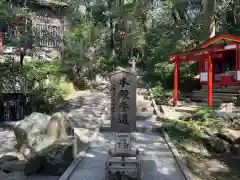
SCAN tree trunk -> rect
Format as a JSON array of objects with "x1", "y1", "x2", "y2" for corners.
[
  {"x1": 203, "y1": 0, "x2": 215, "y2": 39},
  {"x1": 234, "y1": 0, "x2": 240, "y2": 24},
  {"x1": 107, "y1": 0, "x2": 116, "y2": 57}
]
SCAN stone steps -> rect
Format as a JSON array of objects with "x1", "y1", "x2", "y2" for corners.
[
  {"x1": 191, "y1": 93, "x2": 237, "y2": 102},
  {"x1": 189, "y1": 85, "x2": 240, "y2": 104},
  {"x1": 193, "y1": 88, "x2": 240, "y2": 93},
  {"x1": 201, "y1": 85, "x2": 240, "y2": 90},
  {"x1": 191, "y1": 97, "x2": 223, "y2": 106},
  {"x1": 192, "y1": 92, "x2": 239, "y2": 97},
  {"x1": 174, "y1": 106, "x2": 199, "y2": 113}
]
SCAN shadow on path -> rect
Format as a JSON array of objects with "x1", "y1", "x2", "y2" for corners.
[{"x1": 68, "y1": 131, "x2": 186, "y2": 180}]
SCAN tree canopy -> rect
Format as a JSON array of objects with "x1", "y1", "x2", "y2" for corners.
[{"x1": 1, "y1": 0, "x2": 240, "y2": 110}]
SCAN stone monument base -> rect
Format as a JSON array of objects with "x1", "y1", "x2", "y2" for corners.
[{"x1": 105, "y1": 149, "x2": 142, "y2": 180}]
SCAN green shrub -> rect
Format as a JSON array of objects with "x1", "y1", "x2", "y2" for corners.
[
  {"x1": 24, "y1": 61, "x2": 69, "y2": 113},
  {"x1": 151, "y1": 84, "x2": 171, "y2": 99},
  {"x1": 30, "y1": 86, "x2": 65, "y2": 113}
]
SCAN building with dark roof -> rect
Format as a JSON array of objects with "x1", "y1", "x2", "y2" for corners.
[{"x1": 0, "y1": 0, "x2": 69, "y2": 61}]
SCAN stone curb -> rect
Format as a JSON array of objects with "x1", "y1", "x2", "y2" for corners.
[
  {"x1": 59, "y1": 98, "x2": 110, "y2": 180},
  {"x1": 99, "y1": 126, "x2": 162, "y2": 133},
  {"x1": 147, "y1": 86, "x2": 192, "y2": 180}
]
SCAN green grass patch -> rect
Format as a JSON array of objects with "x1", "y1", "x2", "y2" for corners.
[
  {"x1": 196, "y1": 107, "x2": 215, "y2": 114},
  {"x1": 163, "y1": 111, "x2": 223, "y2": 144}
]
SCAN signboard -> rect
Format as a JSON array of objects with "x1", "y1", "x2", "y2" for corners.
[
  {"x1": 115, "y1": 133, "x2": 131, "y2": 154},
  {"x1": 109, "y1": 68, "x2": 136, "y2": 132}
]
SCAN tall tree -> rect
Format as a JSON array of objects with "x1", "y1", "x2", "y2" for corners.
[{"x1": 203, "y1": 0, "x2": 215, "y2": 39}]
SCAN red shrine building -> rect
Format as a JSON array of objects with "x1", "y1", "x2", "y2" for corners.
[{"x1": 168, "y1": 34, "x2": 240, "y2": 106}]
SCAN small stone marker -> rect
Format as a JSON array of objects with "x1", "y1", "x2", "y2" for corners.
[
  {"x1": 129, "y1": 55, "x2": 138, "y2": 73},
  {"x1": 109, "y1": 68, "x2": 137, "y2": 133},
  {"x1": 115, "y1": 133, "x2": 131, "y2": 154}
]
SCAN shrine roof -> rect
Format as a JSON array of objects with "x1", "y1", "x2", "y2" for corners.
[
  {"x1": 168, "y1": 45, "x2": 224, "y2": 58},
  {"x1": 199, "y1": 34, "x2": 240, "y2": 48},
  {"x1": 168, "y1": 34, "x2": 240, "y2": 62}
]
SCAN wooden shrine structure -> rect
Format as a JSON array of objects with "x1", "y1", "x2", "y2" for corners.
[{"x1": 168, "y1": 34, "x2": 240, "y2": 106}]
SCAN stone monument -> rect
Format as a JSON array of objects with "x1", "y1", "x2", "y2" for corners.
[{"x1": 105, "y1": 68, "x2": 142, "y2": 180}]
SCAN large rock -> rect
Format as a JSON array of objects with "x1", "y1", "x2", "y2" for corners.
[
  {"x1": 23, "y1": 152, "x2": 43, "y2": 175},
  {"x1": 212, "y1": 111, "x2": 240, "y2": 127},
  {"x1": 0, "y1": 155, "x2": 18, "y2": 164},
  {"x1": 181, "y1": 112, "x2": 205, "y2": 121},
  {"x1": 14, "y1": 112, "x2": 75, "y2": 160},
  {"x1": 46, "y1": 112, "x2": 75, "y2": 139},
  {"x1": 1, "y1": 160, "x2": 26, "y2": 173},
  {"x1": 0, "y1": 152, "x2": 26, "y2": 162},
  {"x1": 30, "y1": 112, "x2": 75, "y2": 154},
  {"x1": 13, "y1": 112, "x2": 51, "y2": 158},
  {"x1": 217, "y1": 128, "x2": 240, "y2": 144},
  {"x1": 0, "y1": 153, "x2": 26, "y2": 173},
  {"x1": 230, "y1": 144, "x2": 240, "y2": 156},
  {"x1": 235, "y1": 137, "x2": 240, "y2": 144},
  {"x1": 13, "y1": 111, "x2": 78, "y2": 176},
  {"x1": 42, "y1": 136, "x2": 80, "y2": 175},
  {"x1": 1, "y1": 171, "x2": 27, "y2": 180},
  {"x1": 24, "y1": 136, "x2": 81, "y2": 176},
  {"x1": 201, "y1": 134, "x2": 230, "y2": 153}
]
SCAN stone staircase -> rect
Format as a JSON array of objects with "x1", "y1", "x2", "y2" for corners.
[{"x1": 189, "y1": 85, "x2": 240, "y2": 106}]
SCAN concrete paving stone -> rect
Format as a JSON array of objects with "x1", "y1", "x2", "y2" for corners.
[
  {"x1": 66, "y1": 91, "x2": 187, "y2": 180},
  {"x1": 0, "y1": 128, "x2": 16, "y2": 155},
  {"x1": 67, "y1": 130, "x2": 186, "y2": 180},
  {"x1": 28, "y1": 174, "x2": 60, "y2": 180},
  {"x1": 69, "y1": 168, "x2": 105, "y2": 180}
]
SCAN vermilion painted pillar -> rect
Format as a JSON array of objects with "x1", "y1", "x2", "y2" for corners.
[
  {"x1": 208, "y1": 52, "x2": 213, "y2": 106},
  {"x1": 236, "y1": 44, "x2": 240, "y2": 82},
  {"x1": 173, "y1": 57, "x2": 179, "y2": 106}
]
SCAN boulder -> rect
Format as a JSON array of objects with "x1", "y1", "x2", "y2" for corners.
[
  {"x1": 230, "y1": 144, "x2": 240, "y2": 156},
  {"x1": 23, "y1": 152, "x2": 43, "y2": 175},
  {"x1": 0, "y1": 155, "x2": 18, "y2": 164},
  {"x1": 0, "y1": 152, "x2": 26, "y2": 163},
  {"x1": 1, "y1": 171, "x2": 27, "y2": 180},
  {"x1": 217, "y1": 128, "x2": 240, "y2": 144},
  {"x1": 46, "y1": 112, "x2": 75, "y2": 140},
  {"x1": 13, "y1": 112, "x2": 51, "y2": 157},
  {"x1": 28, "y1": 111, "x2": 75, "y2": 153},
  {"x1": 235, "y1": 137, "x2": 240, "y2": 144},
  {"x1": 213, "y1": 112, "x2": 240, "y2": 126},
  {"x1": 1, "y1": 160, "x2": 26, "y2": 173},
  {"x1": 13, "y1": 112, "x2": 75, "y2": 160},
  {"x1": 24, "y1": 136, "x2": 81, "y2": 176},
  {"x1": 42, "y1": 136, "x2": 80, "y2": 175},
  {"x1": 23, "y1": 134, "x2": 63, "y2": 174},
  {"x1": 201, "y1": 134, "x2": 230, "y2": 153},
  {"x1": 12, "y1": 111, "x2": 78, "y2": 176},
  {"x1": 182, "y1": 112, "x2": 205, "y2": 121}
]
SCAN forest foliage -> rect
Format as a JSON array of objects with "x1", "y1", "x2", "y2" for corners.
[{"x1": 1, "y1": 0, "x2": 240, "y2": 111}]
